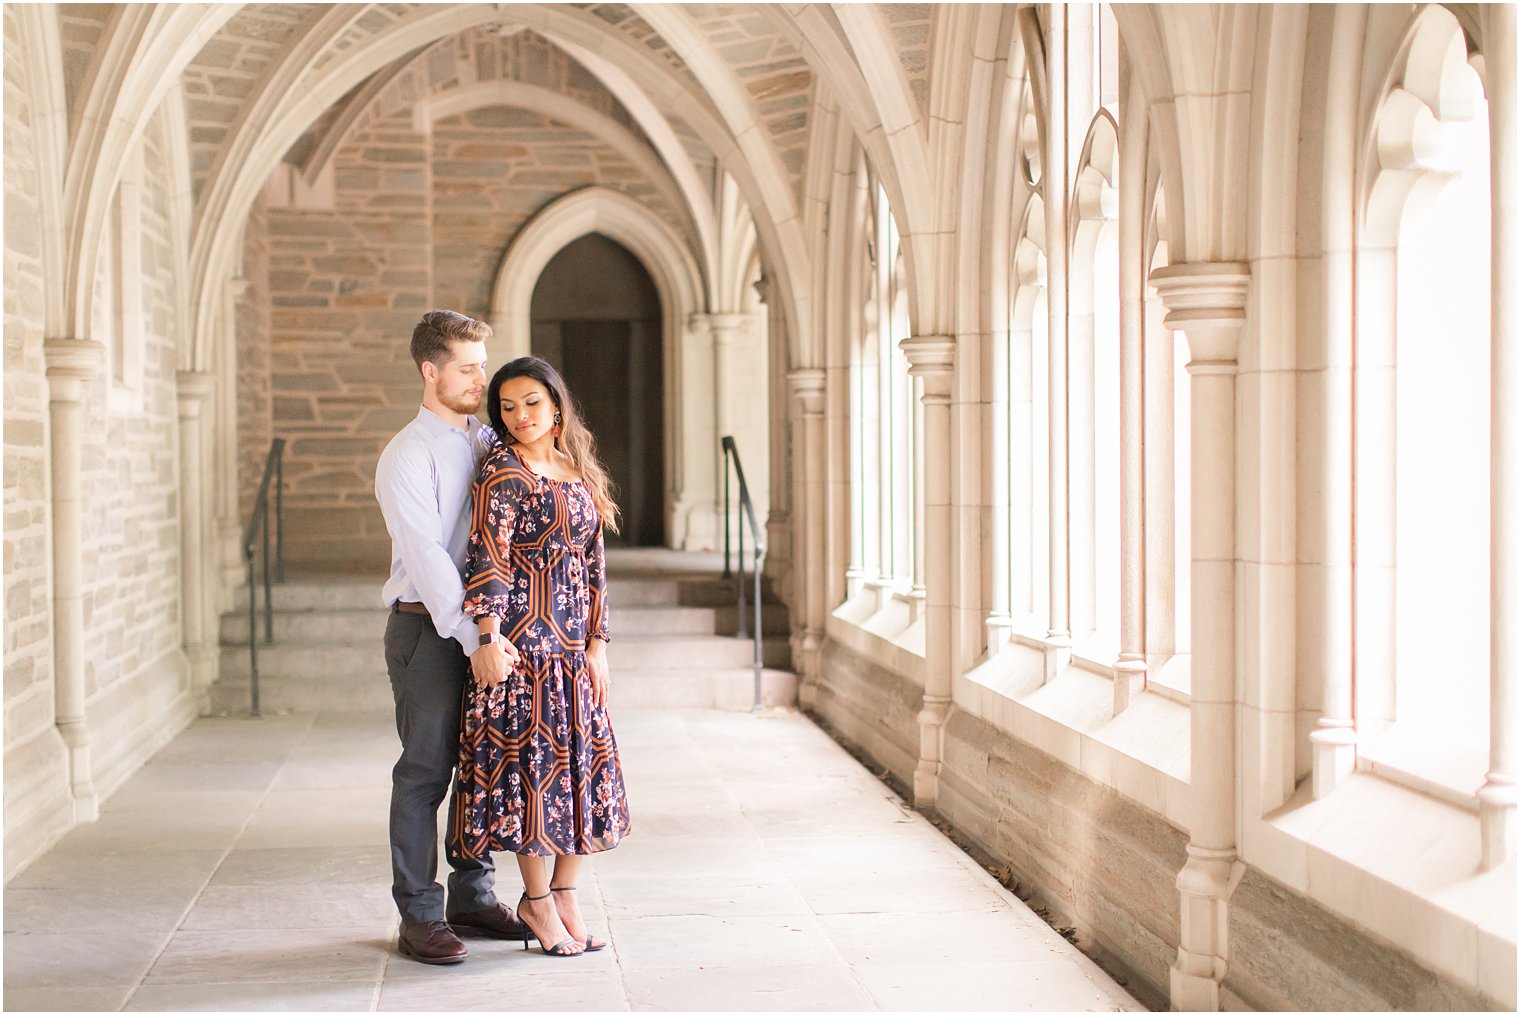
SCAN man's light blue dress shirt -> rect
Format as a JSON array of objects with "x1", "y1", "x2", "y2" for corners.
[{"x1": 375, "y1": 406, "x2": 497, "y2": 656}]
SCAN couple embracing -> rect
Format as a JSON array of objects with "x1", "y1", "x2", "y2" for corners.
[{"x1": 374, "y1": 310, "x2": 631, "y2": 963}]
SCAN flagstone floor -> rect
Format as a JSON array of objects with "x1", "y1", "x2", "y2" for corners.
[{"x1": 4, "y1": 706, "x2": 1143, "y2": 1012}]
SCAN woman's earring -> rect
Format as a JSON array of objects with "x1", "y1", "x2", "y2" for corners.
[{"x1": 553, "y1": 413, "x2": 562, "y2": 438}]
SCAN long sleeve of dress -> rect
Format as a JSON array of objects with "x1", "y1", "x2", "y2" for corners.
[
  {"x1": 586, "y1": 522, "x2": 611, "y2": 642},
  {"x1": 462, "y1": 453, "x2": 532, "y2": 620}
]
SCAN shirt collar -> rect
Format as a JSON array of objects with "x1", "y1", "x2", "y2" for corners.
[{"x1": 416, "y1": 405, "x2": 480, "y2": 437}]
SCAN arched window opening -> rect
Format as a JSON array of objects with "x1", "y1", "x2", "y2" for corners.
[
  {"x1": 1009, "y1": 195, "x2": 1050, "y2": 633},
  {"x1": 1070, "y1": 114, "x2": 1121, "y2": 661},
  {"x1": 1359, "y1": 7, "x2": 1491, "y2": 793},
  {"x1": 1143, "y1": 191, "x2": 1191, "y2": 697},
  {"x1": 850, "y1": 176, "x2": 916, "y2": 592}
]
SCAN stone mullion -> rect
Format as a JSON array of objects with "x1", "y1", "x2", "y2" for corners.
[
  {"x1": 1114, "y1": 51, "x2": 1147, "y2": 714},
  {"x1": 1481, "y1": 0, "x2": 1518, "y2": 871},
  {"x1": 45, "y1": 338, "x2": 106, "y2": 823},
  {"x1": 1044, "y1": 2, "x2": 1072, "y2": 678},
  {"x1": 1307, "y1": 5, "x2": 1364, "y2": 799}
]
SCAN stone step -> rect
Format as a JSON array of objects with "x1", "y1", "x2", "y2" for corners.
[
  {"x1": 206, "y1": 667, "x2": 798, "y2": 716},
  {"x1": 218, "y1": 633, "x2": 791, "y2": 682},
  {"x1": 219, "y1": 603, "x2": 789, "y2": 645},
  {"x1": 225, "y1": 574, "x2": 774, "y2": 613}
]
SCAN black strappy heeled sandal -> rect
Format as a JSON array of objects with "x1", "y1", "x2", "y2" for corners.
[
  {"x1": 517, "y1": 891, "x2": 582, "y2": 957},
  {"x1": 550, "y1": 886, "x2": 608, "y2": 952}
]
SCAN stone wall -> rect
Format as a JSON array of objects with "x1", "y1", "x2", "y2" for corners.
[
  {"x1": 3, "y1": 18, "x2": 194, "y2": 877},
  {"x1": 3, "y1": 5, "x2": 72, "y2": 877},
  {"x1": 77, "y1": 108, "x2": 194, "y2": 796},
  {"x1": 811, "y1": 636, "x2": 1497, "y2": 1012},
  {"x1": 255, "y1": 96, "x2": 683, "y2": 571},
  {"x1": 264, "y1": 109, "x2": 432, "y2": 572}
]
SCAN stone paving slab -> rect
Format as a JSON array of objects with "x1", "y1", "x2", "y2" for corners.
[{"x1": 4, "y1": 708, "x2": 1144, "y2": 1012}]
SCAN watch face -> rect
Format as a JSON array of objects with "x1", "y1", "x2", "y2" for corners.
[{"x1": 479, "y1": 633, "x2": 496, "y2": 646}]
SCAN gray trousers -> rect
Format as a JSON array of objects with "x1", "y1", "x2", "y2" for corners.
[{"x1": 383, "y1": 610, "x2": 496, "y2": 924}]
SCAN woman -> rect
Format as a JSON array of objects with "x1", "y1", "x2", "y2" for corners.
[{"x1": 446, "y1": 355, "x2": 631, "y2": 958}]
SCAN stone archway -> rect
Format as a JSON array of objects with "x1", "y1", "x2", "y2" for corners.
[
  {"x1": 530, "y1": 234, "x2": 666, "y2": 547},
  {"x1": 490, "y1": 186, "x2": 710, "y2": 549}
]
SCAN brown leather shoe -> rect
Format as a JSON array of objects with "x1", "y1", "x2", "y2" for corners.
[
  {"x1": 397, "y1": 920, "x2": 468, "y2": 964},
  {"x1": 447, "y1": 901, "x2": 532, "y2": 940}
]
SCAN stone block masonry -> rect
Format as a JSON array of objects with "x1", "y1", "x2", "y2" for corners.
[{"x1": 253, "y1": 90, "x2": 683, "y2": 571}]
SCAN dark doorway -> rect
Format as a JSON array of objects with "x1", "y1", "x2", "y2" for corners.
[{"x1": 530, "y1": 233, "x2": 664, "y2": 546}]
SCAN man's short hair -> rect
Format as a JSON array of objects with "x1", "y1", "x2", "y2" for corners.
[{"x1": 411, "y1": 310, "x2": 491, "y2": 374}]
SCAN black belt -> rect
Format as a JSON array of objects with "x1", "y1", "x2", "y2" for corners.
[{"x1": 393, "y1": 601, "x2": 429, "y2": 616}]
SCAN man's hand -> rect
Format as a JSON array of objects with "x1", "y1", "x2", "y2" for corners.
[{"x1": 469, "y1": 639, "x2": 518, "y2": 688}]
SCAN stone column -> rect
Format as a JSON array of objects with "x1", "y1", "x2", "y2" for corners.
[
  {"x1": 1307, "y1": 5, "x2": 1365, "y2": 798},
  {"x1": 1151, "y1": 263, "x2": 1250, "y2": 1012},
  {"x1": 217, "y1": 276, "x2": 249, "y2": 610},
  {"x1": 1481, "y1": 0, "x2": 1517, "y2": 871},
  {"x1": 756, "y1": 278, "x2": 792, "y2": 597},
  {"x1": 178, "y1": 371, "x2": 218, "y2": 712},
  {"x1": 704, "y1": 312, "x2": 749, "y2": 443},
  {"x1": 787, "y1": 369, "x2": 827, "y2": 689},
  {"x1": 695, "y1": 312, "x2": 750, "y2": 556},
  {"x1": 986, "y1": 317, "x2": 1013, "y2": 655},
  {"x1": 1114, "y1": 51, "x2": 1147, "y2": 714},
  {"x1": 902, "y1": 335, "x2": 955, "y2": 808},
  {"x1": 45, "y1": 338, "x2": 106, "y2": 822},
  {"x1": 1044, "y1": 3, "x2": 1072, "y2": 679}
]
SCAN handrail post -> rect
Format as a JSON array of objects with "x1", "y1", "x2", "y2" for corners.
[
  {"x1": 752, "y1": 546, "x2": 763, "y2": 711},
  {"x1": 274, "y1": 443, "x2": 286, "y2": 583},
  {"x1": 736, "y1": 505, "x2": 748, "y2": 638},
  {"x1": 246, "y1": 549, "x2": 261, "y2": 719},
  {"x1": 722, "y1": 442, "x2": 732, "y2": 579},
  {"x1": 262, "y1": 507, "x2": 274, "y2": 644}
]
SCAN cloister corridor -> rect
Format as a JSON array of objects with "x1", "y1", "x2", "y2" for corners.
[
  {"x1": 4, "y1": 3, "x2": 1514, "y2": 1011},
  {"x1": 2, "y1": 556, "x2": 1141, "y2": 1013}
]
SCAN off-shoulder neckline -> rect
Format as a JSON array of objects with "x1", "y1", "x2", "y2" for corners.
[{"x1": 502, "y1": 444, "x2": 585, "y2": 485}]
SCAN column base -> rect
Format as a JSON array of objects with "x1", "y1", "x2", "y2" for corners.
[
  {"x1": 1169, "y1": 957, "x2": 1222, "y2": 1013},
  {"x1": 1309, "y1": 722, "x2": 1357, "y2": 799},
  {"x1": 1478, "y1": 774, "x2": 1517, "y2": 870},
  {"x1": 1043, "y1": 632, "x2": 1072, "y2": 684},
  {"x1": 1170, "y1": 846, "x2": 1241, "y2": 1012},
  {"x1": 1113, "y1": 654, "x2": 1146, "y2": 714},
  {"x1": 57, "y1": 721, "x2": 99, "y2": 823},
  {"x1": 913, "y1": 694, "x2": 952, "y2": 809},
  {"x1": 984, "y1": 614, "x2": 1014, "y2": 658}
]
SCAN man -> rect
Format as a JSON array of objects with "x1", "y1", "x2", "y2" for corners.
[{"x1": 374, "y1": 309, "x2": 526, "y2": 964}]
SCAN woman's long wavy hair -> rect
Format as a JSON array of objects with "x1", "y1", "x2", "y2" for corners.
[{"x1": 486, "y1": 356, "x2": 620, "y2": 534}]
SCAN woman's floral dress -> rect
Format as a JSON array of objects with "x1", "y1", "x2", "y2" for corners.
[{"x1": 446, "y1": 444, "x2": 630, "y2": 858}]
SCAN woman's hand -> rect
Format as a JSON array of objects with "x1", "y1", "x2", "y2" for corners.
[{"x1": 586, "y1": 639, "x2": 610, "y2": 709}]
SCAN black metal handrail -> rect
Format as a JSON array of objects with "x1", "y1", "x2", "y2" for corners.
[
  {"x1": 241, "y1": 438, "x2": 287, "y2": 718},
  {"x1": 720, "y1": 435, "x2": 765, "y2": 711}
]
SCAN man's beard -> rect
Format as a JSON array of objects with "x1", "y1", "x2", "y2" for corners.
[{"x1": 439, "y1": 387, "x2": 482, "y2": 415}]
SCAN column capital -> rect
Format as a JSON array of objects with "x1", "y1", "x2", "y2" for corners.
[
  {"x1": 690, "y1": 311, "x2": 750, "y2": 332},
  {"x1": 786, "y1": 368, "x2": 825, "y2": 415},
  {"x1": 45, "y1": 339, "x2": 105, "y2": 403},
  {"x1": 44, "y1": 338, "x2": 105, "y2": 380},
  {"x1": 1149, "y1": 262, "x2": 1250, "y2": 364},
  {"x1": 176, "y1": 370, "x2": 216, "y2": 419},
  {"x1": 900, "y1": 335, "x2": 955, "y2": 397}
]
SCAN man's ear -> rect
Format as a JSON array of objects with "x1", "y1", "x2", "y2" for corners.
[{"x1": 420, "y1": 359, "x2": 438, "y2": 386}]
